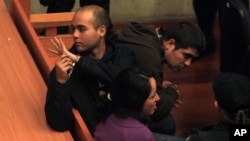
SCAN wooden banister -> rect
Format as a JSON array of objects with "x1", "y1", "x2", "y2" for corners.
[
  {"x1": 10, "y1": 1, "x2": 92, "y2": 140},
  {"x1": 30, "y1": 12, "x2": 74, "y2": 36},
  {"x1": 10, "y1": 0, "x2": 54, "y2": 82},
  {"x1": 30, "y1": 12, "x2": 74, "y2": 28},
  {"x1": 0, "y1": 0, "x2": 73, "y2": 139},
  {"x1": 17, "y1": 0, "x2": 30, "y2": 17},
  {"x1": 72, "y1": 108, "x2": 93, "y2": 141}
]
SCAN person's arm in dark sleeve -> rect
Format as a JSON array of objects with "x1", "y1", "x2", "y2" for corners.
[
  {"x1": 44, "y1": 69, "x2": 74, "y2": 131},
  {"x1": 76, "y1": 47, "x2": 136, "y2": 84}
]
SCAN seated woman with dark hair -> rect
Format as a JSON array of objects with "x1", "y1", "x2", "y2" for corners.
[
  {"x1": 93, "y1": 67, "x2": 184, "y2": 141},
  {"x1": 93, "y1": 67, "x2": 159, "y2": 141}
]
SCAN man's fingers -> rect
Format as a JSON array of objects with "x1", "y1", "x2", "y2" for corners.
[
  {"x1": 48, "y1": 48, "x2": 61, "y2": 55},
  {"x1": 50, "y1": 37, "x2": 64, "y2": 55}
]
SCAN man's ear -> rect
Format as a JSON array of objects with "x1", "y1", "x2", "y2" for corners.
[
  {"x1": 98, "y1": 25, "x2": 106, "y2": 37},
  {"x1": 163, "y1": 39, "x2": 175, "y2": 50},
  {"x1": 214, "y1": 101, "x2": 219, "y2": 109},
  {"x1": 214, "y1": 101, "x2": 228, "y2": 120},
  {"x1": 215, "y1": 101, "x2": 224, "y2": 113}
]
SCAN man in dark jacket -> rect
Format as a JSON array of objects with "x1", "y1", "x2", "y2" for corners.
[
  {"x1": 115, "y1": 22, "x2": 206, "y2": 135},
  {"x1": 44, "y1": 5, "x2": 135, "y2": 137},
  {"x1": 185, "y1": 72, "x2": 250, "y2": 141}
]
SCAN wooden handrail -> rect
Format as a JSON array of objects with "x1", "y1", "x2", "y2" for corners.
[
  {"x1": 10, "y1": 1, "x2": 93, "y2": 140},
  {"x1": 0, "y1": 0, "x2": 73, "y2": 139},
  {"x1": 72, "y1": 108, "x2": 93, "y2": 141},
  {"x1": 30, "y1": 12, "x2": 74, "y2": 36},
  {"x1": 10, "y1": 0, "x2": 54, "y2": 82},
  {"x1": 30, "y1": 12, "x2": 74, "y2": 28}
]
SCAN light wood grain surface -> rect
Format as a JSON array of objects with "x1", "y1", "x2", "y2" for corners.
[{"x1": 0, "y1": 1, "x2": 73, "y2": 140}]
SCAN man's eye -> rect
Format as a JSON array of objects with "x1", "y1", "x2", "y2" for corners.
[
  {"x1": 78, "y1": 27, "x2": 86, "y2": 32},
  {"x1": 184, "y1": 54, "x2": 193, "y2": 59}
]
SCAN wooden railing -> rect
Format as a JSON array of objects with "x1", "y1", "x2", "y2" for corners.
[
  {"x1": 9, "y1": 0, "x2": 93, "y2": 141},
  {"x1": 0, "y1": 0, "x2": 73, "y2": 140},
  {"x1": 30, "y1": 12, "x2": 74, "y2": 50},
  {"x1": 10, "y1": 0, "x2": 54, "y2": 81}
]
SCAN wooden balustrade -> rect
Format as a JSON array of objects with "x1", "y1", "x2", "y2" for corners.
[
  {"x1": 0, "y1": 0, "x2": 73, "y2": 140},
  {"x1": 9, "y1": 0, "x2": 93, "y2": 140}
]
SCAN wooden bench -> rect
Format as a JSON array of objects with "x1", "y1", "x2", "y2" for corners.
[{"x1": 9, "y1": 0, "x2": 93, "y2": 141}]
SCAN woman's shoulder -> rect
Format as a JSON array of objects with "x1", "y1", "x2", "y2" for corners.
[{"x1": 109, "y1": 114, "x2": 145, "y2": 128}]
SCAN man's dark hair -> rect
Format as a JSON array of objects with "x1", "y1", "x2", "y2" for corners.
[
  {"x1": 76, "y1": 5, "x2": 114, "y2": 40},
  {"x1": 162, "y1": 21, "x2": 206, "y2": 53}
]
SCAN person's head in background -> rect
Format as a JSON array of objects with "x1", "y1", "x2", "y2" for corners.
[
  {"x1": 70, "y1": 5, "x2": 113, "y2": 57},
  {"x1": 95, "y1": 67, "x2": 160, "y2": 124},
  {"x1": 213, "y1": 73, "x2": 250, "y2": 125},
  {"x1": 159, "y1": 21, "x2": 206, "y2": 72}
]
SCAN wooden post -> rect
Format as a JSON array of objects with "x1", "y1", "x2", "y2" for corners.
[{"x1": 18, "y1": 0, "x2": 30, "y2": 18}]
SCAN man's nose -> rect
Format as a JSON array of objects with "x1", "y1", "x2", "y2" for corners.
[
  {"x1": 155, "y1": 93, "x2": 160, "y2": 101},
  {"x1": 72, "y1": 30, "x2": 79, "y2": 38}
]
